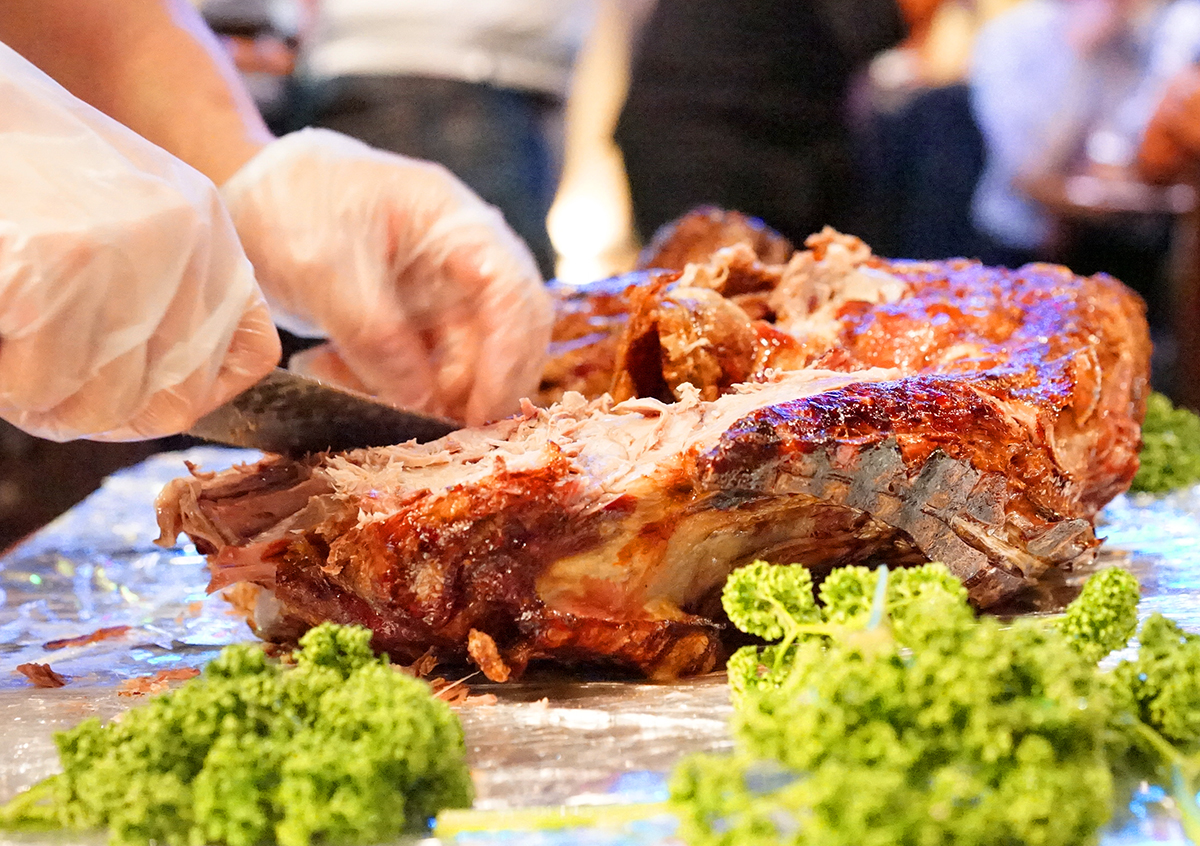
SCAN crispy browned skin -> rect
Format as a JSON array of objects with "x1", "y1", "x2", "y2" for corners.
[
  {"x1": 158, "y1": 219, "x2": 1150, "y2": 682},
  {"x1": 826, "y1": 259, "x2": 1147, "y2": 517},
  {"x1": 537, "y1": 270, "x2": 676, "y2": 407},
  {"x1": 538, "y1": 209, "x2": 793, "y2": 407},
  {"x1": 556, "y1": 231, "x2": 1148, "y2": 521},
  {"x1": 637, "y1": 206, "x2": 794, "y2": 271}
]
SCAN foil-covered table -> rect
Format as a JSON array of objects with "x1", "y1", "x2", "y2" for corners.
[{"x1": 1, "y1": 447, "x2": 1198, "y2": 845}]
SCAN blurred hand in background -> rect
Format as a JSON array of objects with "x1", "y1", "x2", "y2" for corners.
[{"x1": 1140, "y1": 62, "x2": 1200, "y2": 182}]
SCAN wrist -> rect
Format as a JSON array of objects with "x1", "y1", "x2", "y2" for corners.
[{"x1": 198, "y1": 132, "x2": 273, "y2": 186}]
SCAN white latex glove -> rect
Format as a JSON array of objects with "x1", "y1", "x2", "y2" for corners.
[
  {"x1": 0, "y1": 43, "x2": 280, "y2": 442},
  {"x1": 220, "y1": 128, "x2": 553, "y2": 426}
]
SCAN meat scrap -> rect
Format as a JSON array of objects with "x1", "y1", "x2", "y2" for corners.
[
  {"x1": 118, "y1": 667, "x2": 201, "y2": 697},
  {"x1": 405, "y1": 649, "x2": 439, "y2": 679},
  {"x1": 637, "y1": 206, "x2": 794, "y2": 271},
  {"x1": 467, "y1": 629, "x2": 511, "y2": 683},
  {"x1": 43, "y1": 625, "x2": 131, "y2": 651},
  {"x1": 429, "y1": 674, "x2": 497, "y2": 707},
  {"x1": 155, "y1": 215, "x2": 1150, "y2": 682},
  {"x1": 16, "y1": 662, "x2": 67, "y2": 688}
]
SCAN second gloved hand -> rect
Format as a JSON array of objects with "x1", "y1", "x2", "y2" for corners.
[{"x1": 220, "y1": 128, "x2": 554, "y2": 426}]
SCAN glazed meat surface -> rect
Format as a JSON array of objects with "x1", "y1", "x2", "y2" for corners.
[
  {"x1": 636, "y1": 206, "x2": 795, "y2": 271},
  {"x1": 157, "y1": 220, "x2": 1150, "y2": 681}
]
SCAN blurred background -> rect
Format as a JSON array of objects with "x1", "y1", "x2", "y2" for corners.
[{"x1": 4, "y1": 0, "x2": 1200, "y2": 549}]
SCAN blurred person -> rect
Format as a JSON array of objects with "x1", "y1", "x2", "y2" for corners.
[
  {"x1": 969, "y1": 0, "x2": 1200, "y2": 402},
  {"x1": 851, "y1": 0, "x2": 990, "y2": 260},
  {"x1": 1140, "y1": 61, "x2": 1200, "y2": 179},
  {"x1": 1139, "y1": 63, "x2": 1200, "y2": 409},
  {"x1": 614, "y1": 0, "x2": 907, "y2": 247},
  {"x1": 867, "y1": 0, "x2": 978, "y2": 94},
  {"x1": 968, "y1": 0, "x2": 1200, "y2": 266},
  {"x1": 296, "y1": 0, "x2": 596, "y2": 277}
]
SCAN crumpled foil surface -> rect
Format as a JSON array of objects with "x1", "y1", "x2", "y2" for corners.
[{"x1": 1, "y1": 446, "x2": 1198, "y2": 846}]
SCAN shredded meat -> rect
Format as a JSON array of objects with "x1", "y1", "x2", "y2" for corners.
[
  {"x1": 118, "y1": 668, "x2": 201, "y2": 697},
  {"x1": 16, "y1": 662, "x2": 67, "y2": 688},
  {"x1": 43, "y1": 625, "x2": 132, "y2": 651},
  {"x1": 156, "y1": 214, "x2": 1150, "y2": 681},
  {"x1": 467, "y1": 629, "x2": 511, "y2": 682}
]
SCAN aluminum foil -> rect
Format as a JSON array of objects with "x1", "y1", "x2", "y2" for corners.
[{"x1": 1, "y1": 446, "x2": 1198, "y2": 846}]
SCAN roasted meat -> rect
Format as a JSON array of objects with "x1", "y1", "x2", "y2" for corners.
[
  {"x1": 537, "y1": 208, "x2": 792, "y2": 407},
  {"x1": 157, "y1": 220, "x2": 1150, "y2": 682},
  {"x1": 636, "y1": 206, "x2": 795, "y2": 271}
]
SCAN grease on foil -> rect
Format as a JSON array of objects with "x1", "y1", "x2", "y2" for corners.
[{"x1": 0, "y1": 447, "x2": 1197, "y2": 845}]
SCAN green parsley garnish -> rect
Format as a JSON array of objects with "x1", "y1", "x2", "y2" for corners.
[
  {"x1": 1133, "y1": 392, "x2": 1200, "y2": 493},
  {"x1": 0, "y1": 623, "x2": 473, "y2": 846},
  {"x1": 669, "y1": 561, "x2": 1200, "y2": 846}
]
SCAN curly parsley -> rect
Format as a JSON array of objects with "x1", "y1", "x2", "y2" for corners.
[
  {"x1": 1133, "y1": 392, "x2": 1200, "y2": 493},
  {"x1": 0, "y1": 623, "x2": 473, "y2": 846},
  {"x1": 671, "y1": 562, "x2": 1200, "y2": 846}
]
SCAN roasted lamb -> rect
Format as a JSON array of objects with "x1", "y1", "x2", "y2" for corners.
[{"x1": 156, "y1": 214, "x2": 1150, "y2": 681}]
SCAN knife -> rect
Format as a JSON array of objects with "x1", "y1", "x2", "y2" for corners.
[{"x1": 186, "y1": 368, "x2": 460, "y2": 456}]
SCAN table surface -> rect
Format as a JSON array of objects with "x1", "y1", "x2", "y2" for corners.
[
  {"x1": 1, "y1": 447, "x2": 1198, "y2": 845},
  {"x1": 1020, "y1": 171, "x2": 1197, "y2": 219}
]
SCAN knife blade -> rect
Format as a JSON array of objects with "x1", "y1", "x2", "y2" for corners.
[{"x1": 186, "y1": 368, "x2": 460, "y2": 456}]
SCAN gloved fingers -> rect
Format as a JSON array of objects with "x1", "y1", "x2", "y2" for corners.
[
  {"x1": 327, "y1": 315, "x2": 442, "y2": 415},
  {"x1": 0, "y1": 45, "x2": 283, "y2": 442},
  {"x1": 465, "y1": 289, "x2": 555, "y2": 426},
  {"x1": 190, "y1": 294, "x2": 282, "y2": 418},
  {"x1": 287, "y1": 343, "x2": 372, "y2": 395},
  {"x1": 219, "y1": 129, "x2": 399, "y2": 338},
  {"x1": 425, "y1": 316, "x2": 481, "y2": 423},
  {"x1": 17, "y1": 295, "x2": 280, "y2": 443},
  {"x1": 0, "y1": 188, "x2": 280, "y2": 442},
  {"x1": 130, "y1": 294, "x2": 280, "y2": 440},
  {"x1": 387, "y1": 202, "x2": 550, "y2": 424},
  {"x1": 294, "y1": 275, "x2": 475, "y2": 422},
  {"x1": 220, "y1": 128, "x2": 553, "y2": 424},
  {"x1": 424, "y1": 246, "x2": 553, "y2": 426},
  {"x1": 394, "y1": 179, "x2": 541, "y2": 316}
]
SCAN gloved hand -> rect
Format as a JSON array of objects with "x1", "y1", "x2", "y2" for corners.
[
  {"x1": 1141, "y1": 64, "x2": 1200, "y2": 182},
  {"x1": 220, "y1": 128, "x2": 553, "y2": 426},
  {"x1": 0, "y1": 44, "x2": 280, "y2": 442}
]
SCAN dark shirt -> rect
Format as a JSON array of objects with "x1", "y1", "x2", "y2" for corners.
[{"x1": 616, "y1": 0, "x2": 905, "y2": 243}]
